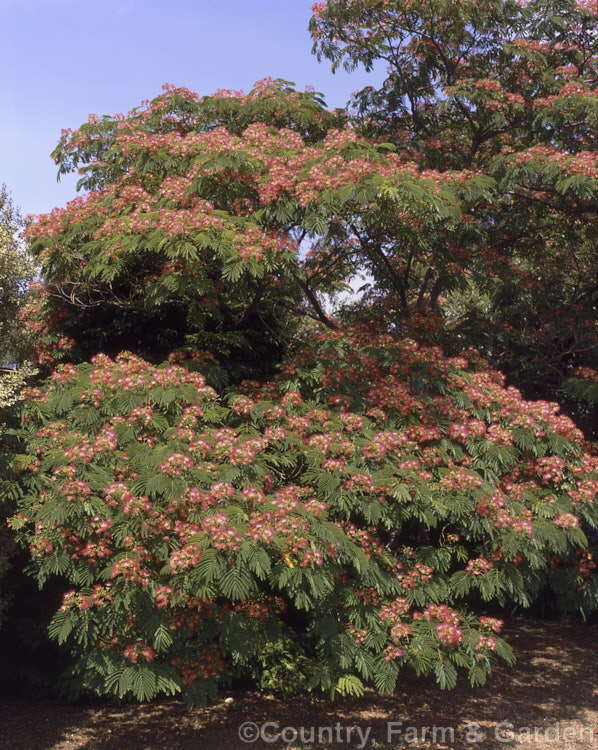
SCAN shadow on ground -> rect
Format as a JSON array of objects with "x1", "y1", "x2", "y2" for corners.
[{"x1": 0, "y1": 618, "x2": 596, "y2": 750}]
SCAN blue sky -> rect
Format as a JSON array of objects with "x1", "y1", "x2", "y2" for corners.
[{"x1": 1, "y1": 0, "x2": 383, "y2": 219}]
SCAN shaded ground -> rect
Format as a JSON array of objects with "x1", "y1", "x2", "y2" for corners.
[{"x1": 0, "y1": 618, "x2": 596, "y2": 750}]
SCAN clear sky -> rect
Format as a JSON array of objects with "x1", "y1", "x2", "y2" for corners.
[{"x1": 1, "y1": 0, "x2": 383, "y2": 219}]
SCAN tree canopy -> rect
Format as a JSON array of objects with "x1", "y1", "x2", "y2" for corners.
[{"x1": 4, "y1": 0, "x2": 598, "y2": 706}]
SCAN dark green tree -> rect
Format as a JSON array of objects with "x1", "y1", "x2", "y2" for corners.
[{"x1": 310, "y1": 0, "x2": 598, "y2": 435}]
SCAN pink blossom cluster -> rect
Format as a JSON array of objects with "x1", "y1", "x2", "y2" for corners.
[{"x1": 465, "y1": 557, "x2": 493, "y2": 575}]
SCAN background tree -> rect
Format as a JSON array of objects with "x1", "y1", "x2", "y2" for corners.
[
  {"x1": 0, "y1": 185, "x2": 33, "y2": 366},
  {"x1": 310, "y1": 0, "x2": 598, "y2": 436},
  {"x1": 0, "y1": 184, "x2": 35, "y2": 629}
]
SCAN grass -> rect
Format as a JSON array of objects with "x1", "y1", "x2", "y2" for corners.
[{"x1": 0, "y1": 617, "x2": 596, "y2": 750}]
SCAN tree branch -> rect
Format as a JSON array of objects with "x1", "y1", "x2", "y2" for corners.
[{"x1": 296, "y1": 276, "x2": 337, "y2": 329}]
